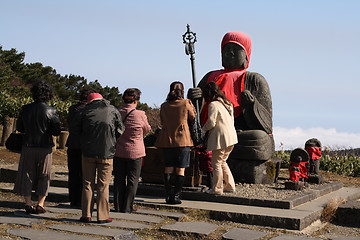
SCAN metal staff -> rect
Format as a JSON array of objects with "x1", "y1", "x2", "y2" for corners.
[
  {"x1": 182, "y1": 24, "x2": 197, "y2": 89},
  {"x1": 183, "y1": 26, "x2": 201, "y2": 139},
  {"x1": 183, "y1": 24, "x2": 200, "y2": 126},
  {"x1": 183, "y1": 24, "x2": 201, "y2": 186}
]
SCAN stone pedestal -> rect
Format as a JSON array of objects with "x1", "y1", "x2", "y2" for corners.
[
  {"x1": 227, "y1": 157, "x2": 281, "y2": 184},
  {"x1": 307, "y1": 174, "x2": 324, "y2": 184},
  {"x1": 226, "y1": 130, "x2": 277, "y2": 184},
  {"x1": 141, "y1": 147, "x2": 201, "y2": 187},
  {"x1": 285, "y1": 181, "x2": 307, "y2": 190},
  {"x1": 58, "y1": 131, "x2": 69, "y2": 149}
]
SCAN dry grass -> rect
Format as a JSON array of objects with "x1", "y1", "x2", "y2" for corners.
[{"x1": 321, "y1": 197, "x2": 346, "y2": 222}]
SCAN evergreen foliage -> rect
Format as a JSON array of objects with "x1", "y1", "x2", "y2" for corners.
[
  {"x1": 276, "y1": 149, "x2": 360, "y2": 177},
  {"x1": 0, "y1": 45, "x2": 157, "y2": 129}
]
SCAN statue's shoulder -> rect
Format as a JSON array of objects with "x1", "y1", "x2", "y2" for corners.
[
  {"x1": 198, "y1": 72, "x2": 212, "y2": 89},
  {"x1": 245, "y1": 71, "x2": 266, "y2": 82},
  {"x1": 244, "y1": 71, "x2": 269, "y2": 88}
]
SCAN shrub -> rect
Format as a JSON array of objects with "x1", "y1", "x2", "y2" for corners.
[
  {"x1": 275, "y1": 149, "x2": 360, "y2": 177},
  {"x1": 274, "y1": 150, "x2": 291, "y2": 168},
  {"x1": 320, "y1": 153, "x2": 360, "y2": 177}
]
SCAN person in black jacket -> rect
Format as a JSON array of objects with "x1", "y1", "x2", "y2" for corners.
[
  {"x1": 71, "y1": 92, "x2": 125, "y2": 224},
  {"x1": 13, "y1": 80, "x2": 61, "y2": 214},
  {"x1": 65, "y1": 88, "x2": 94, "y2": 208}
]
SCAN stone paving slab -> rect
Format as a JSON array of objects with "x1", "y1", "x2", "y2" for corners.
[
  {"x1": 60, "y1": 216, "x2": 151, "y2": 230},
  {"x1": 222, "y1": 228, "x2": 269, "y2": 240},
  {"x1": 160, "y1": 221, "x2": 218, "y2": 236},
  {"x1": 51, "y1": 203, "x2": 185, "y2": 221},
  {"x1": 7, "y1": 228, "x2": 103, "y2": 240},
  {"x1": 135, "y1": 208, "x2": 185, "y2": 220},
  {"x1": 0, "y1": 215, "x2": 43, "y2": 226},
  {"x1": 270, "y1": 234, "x2": 322, "y2": 240},
  {"x1": 326, "y1": 236, "x2": 360, "y2": 240},
  {"x1": 14, "y1": 210, "x2": 62, "y2": 219},
  {"x1": 53, "y1": 207, "x2": 164, "y2": 223},
  {"x1": 49, "y1": 224, "x2": 143, "y2": 239},
  {"x1": 109, "y1": 211, "x2": 163, "y2": 223},
  {"x1": 46, "y1": 205, "x2": 82, "y2": 215}
]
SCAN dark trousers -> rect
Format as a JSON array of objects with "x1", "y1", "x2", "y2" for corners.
[
  {"x1": 113, "y1": 157, "x2": 142, "y2": 213},
  {"x1": 67, "y1": 148, "x2": 82, "y2": 206}
]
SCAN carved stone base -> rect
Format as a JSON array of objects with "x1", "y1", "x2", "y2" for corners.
[
  {"x1": 307, "y1": 174, "x2": 324, "y2": 184},
  {"x1": 227, "y1": 157, "x2": 281, "y2": 184},
  {"x1": 285, "y1": 181, "x2": 308, "y2": 190},
  {"x1": 141, "y1": 147, "x2": 201, "y2": 187}
]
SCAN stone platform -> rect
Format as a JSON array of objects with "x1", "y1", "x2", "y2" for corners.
[{"x1": 1, "y1": 165, "x2": 360, "y2": 239}]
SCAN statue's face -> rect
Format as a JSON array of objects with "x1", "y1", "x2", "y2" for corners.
[{"x1": 222, "y1": 43, "x2": 247, "y2": 69}]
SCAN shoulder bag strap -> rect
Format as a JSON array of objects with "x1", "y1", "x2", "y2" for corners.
[{"x1": 122, "y1": 109, "x2": 135, "y2": 123}]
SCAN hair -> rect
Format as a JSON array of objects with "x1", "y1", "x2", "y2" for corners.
[
  {"x1": 79, "y1": 87, "x2": 95, "y2": 102},
  {"x1": 31, "y1": 80, "x2": 54, "y2": 102},
  {"x1": 166, "y1": 81, "x2": 184, "y2": 102},
  {"x1": 123, "y1": 88, "x2": 141, "y2": 104},
  {"x1": 202, "y1": 81, "x2": 231, "y2": 105}
]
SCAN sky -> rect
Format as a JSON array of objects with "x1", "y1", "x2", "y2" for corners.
[{"x1": 1, "y1": 0, "x2": 360, "y2": 150}]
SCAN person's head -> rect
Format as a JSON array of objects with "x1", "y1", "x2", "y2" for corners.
[
  {"x1": 203, "y1": 81, "x2": 231, "y2": 105},
  {"x1": 79, "y1": 87, "x2": 95, "y2": 103},
  {"x1": 86, "y1": 92, "x2": 103, "y2": 104},
  {"x1": 123, "y1": 88, "x2": 141, "y2": 104},
  {"x1": 221, "y1": 32, "x2": 252, "y2": 70},
  {"x1": 31, "y1": 80, "x2": 54, "y2": 102},
  {"x1": 166, "y1": 81, "x2": 184, "y2": 102}
]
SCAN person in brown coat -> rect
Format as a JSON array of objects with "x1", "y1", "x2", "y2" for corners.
[{"x1": 155, "y1": 81, "x2": 196, "y2": 204}]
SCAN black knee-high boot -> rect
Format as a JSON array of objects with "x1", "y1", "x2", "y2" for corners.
[
  {"x1": 164, "y1": 173, "x2": 172, "y2": 204},
  {"x1": 172, "y1": 175, "x2": 185, "y2": 204}
]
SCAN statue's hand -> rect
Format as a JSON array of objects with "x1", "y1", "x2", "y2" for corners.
[
  {"x1": 241, "y1": 90, "x2": 255, "y2": 105},
  {"x1": 187, "y1": 87, "x2": 202, "y2": 100}
]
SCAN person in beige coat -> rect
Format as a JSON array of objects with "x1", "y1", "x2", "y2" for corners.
[
  {"x1": 201, "y1": 81, "x2": 237, "y2": 194},
  {"x1": 155, "y1": 81, "x2": 196, "y2": 204}
]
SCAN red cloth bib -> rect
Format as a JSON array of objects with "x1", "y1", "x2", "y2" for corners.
[
  {"x1": 200, "y1": 69, "x2": 246, "y2": 126},
  {"x1": 305, "y1": 146, "x2": 322, "y2": 160}
]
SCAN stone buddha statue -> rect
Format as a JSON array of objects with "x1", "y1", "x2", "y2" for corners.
[{"x1": 188, "y1": 32, "x2": 275, "y2": 183}]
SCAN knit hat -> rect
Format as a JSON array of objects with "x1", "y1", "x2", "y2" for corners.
[
  {"x1": 221, "y1": 32, "x2": 252, "y2": 68},
  {"x1": 87, "y1": 93, "x2": 103, "y2": 103}
]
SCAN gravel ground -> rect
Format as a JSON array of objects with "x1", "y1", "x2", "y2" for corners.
[{"x1": 231, "y1": 180, "x2": 308, "y2": 200}]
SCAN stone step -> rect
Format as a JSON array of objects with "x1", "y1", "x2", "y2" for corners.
[
  {"x1": 335, "y1": 199, "x2": 360, "y2": 227},
  {"x1": 2, "y1": 212, "x2": 359, "y2": 240},
  {"x1": 135, "y1": 186, "x2": 360, "y2": 231},
  {"x1": 137, "y1": 181, "x2": 344, "y2": 209},
  {"x1": 2, "y1": 166, "x2": 360, "y2": 232},
  {"x1": 0, "y1": 166, "x2": 346, "y2": 210}
]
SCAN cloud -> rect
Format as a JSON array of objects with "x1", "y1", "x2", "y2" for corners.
[{"x1": 273, "y1": 127, "x2": 360, "y2": 151}]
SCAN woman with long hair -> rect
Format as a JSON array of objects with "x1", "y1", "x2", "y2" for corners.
[
  {"x1": 202, "y1": 81, "x2": 237, "y2": 194},
  {"x1": 155, "y1": 81, "x2": 196, "y2": 204}
]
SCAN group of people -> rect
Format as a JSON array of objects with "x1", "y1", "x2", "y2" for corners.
[
  {"x1": 66, "y1": 87, "x2": 151, "y2": 223},
  {"x1": 13, "y1": 31, "x2": 271, "y2": 224}
]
